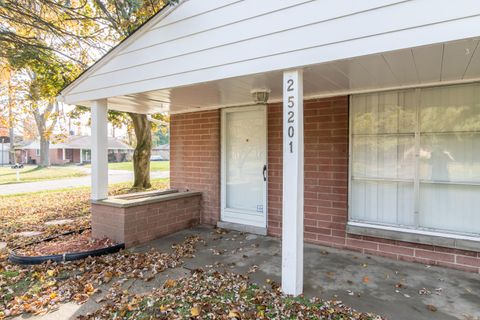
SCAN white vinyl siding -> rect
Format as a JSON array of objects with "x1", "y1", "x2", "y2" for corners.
[
  {"x1": 62, "y1": 0, "x2": 480, "y2": 104},
  {"x1": 350, "y1": 83, "x2": 480, "y2": 237}
]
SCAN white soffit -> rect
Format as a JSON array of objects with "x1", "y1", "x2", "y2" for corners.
[{"x1": 103, "y1": 38, "x2": 480, "y2": 114}]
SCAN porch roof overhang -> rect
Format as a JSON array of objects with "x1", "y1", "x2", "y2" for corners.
[
  {"x1": 62, "y1": 37, "x2": 480, "y2": 114},
  {"x1": 112, "y1": 39, "x2": 480, "y2": 114},
  {"x1": 58, "y1": 0, "x2": 480, "y2": 114}
]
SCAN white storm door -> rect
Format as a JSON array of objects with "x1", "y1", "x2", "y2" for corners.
[{"x1": 221, "y1": 105, "x2": 267, "y2": 228}]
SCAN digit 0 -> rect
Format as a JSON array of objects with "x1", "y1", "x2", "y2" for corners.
[{"x1": 288, "y1": 126, "x2": 294, "y2": 138}]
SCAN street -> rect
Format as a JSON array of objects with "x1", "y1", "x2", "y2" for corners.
[{"x1": 0, "y1": 169, "x2": 169, "y2": 195}]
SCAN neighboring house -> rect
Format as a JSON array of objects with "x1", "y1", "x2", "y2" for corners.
[
  {"x1": 151, "y1": 144, "x2": 169, "y2": 161},
  {"x1": 59, "y1": 1, "x2": 480, "y2": 294},
  {"x1": 19, "y1": 135, "x2": 133, "y2": 165}
]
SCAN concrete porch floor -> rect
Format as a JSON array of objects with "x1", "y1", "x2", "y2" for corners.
[
  {"x1": 138, "y1": 226, "x2": 480, "y2": 320},
  {"x1": 21, "y1": 226, "x2": 479, "y2": 320}
]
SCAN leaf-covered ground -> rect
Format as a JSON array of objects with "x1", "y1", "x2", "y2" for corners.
[
  {"x1": 0, "y1": 179, "x2": 383, "y2": 319},
  {"x1": 80, "y1": 269, "x2": 383, "y2": 320},
  {"x1": 0, "y1": 235, "x2": 201, "y2": 318},
  {"x1": 0, "y1": 179, "x2": 171, "y2": 317}
]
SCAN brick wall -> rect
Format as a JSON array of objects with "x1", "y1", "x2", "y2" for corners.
[
  {"x1": 92, "y1": 193, "x2": 201, "y2": 247},
  {"x1": 267, "y1": 97, "x2": 480, "y2": 274},
  {"x1": 267, "y1": 97, "x2": 349, "y2": 239},
  {"x1": 25, "y1": 149, "x2": 60, "y2": 165},
  {"x1": 167, "y1": 98, "x2": 480, "y2": 273},
  {"x1": 170, "y1": 110, "x2": 220, "y2": 225}
]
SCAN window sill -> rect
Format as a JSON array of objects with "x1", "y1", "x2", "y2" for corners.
[{"x1": 346, "y1": 222, "x2": 480, "y2": 252}]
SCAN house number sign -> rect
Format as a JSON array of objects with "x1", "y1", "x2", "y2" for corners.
[
  {"x1": 286, "y1": 78, "x2": 296, "y2": 153},
  {"x1": 283, "y1": 70, "x2": 303, "y2": 156}
]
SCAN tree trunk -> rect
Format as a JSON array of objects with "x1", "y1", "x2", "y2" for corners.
[
  {"x1": 129, "y1": 113, "x2": 152, "y2": 190},
  {"x1": 39, "y1": 135, "x2": 49, "y2": 167},
  {"x1": 32, "y1": 111, "x2": 50, "y2": 168}
]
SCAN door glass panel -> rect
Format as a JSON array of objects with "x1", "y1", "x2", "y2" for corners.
[{"x1": 226, "y1": 109, "x2": 266, "y2": 212}]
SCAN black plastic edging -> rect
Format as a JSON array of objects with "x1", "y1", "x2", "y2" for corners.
[
  {"x1": 8, "y1": 229, "x2": 125, "y2": 265},
  {"x1": 9, "y1": 243, "x2": 125, "y2": 265}
]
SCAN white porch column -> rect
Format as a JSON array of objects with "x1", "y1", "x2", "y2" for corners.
[
  {"x1": 62, "y1": 148, "x2": 66, "y2": 161},
  {"x1": 281, "y1": 69, "x2": 304, "y2": 296},
  {"x1": 80, "y1": 148, "x2": 83, "y2": 164},
  {"x1": 91, "y1": 99, "x2": 109, "y2": 200}
]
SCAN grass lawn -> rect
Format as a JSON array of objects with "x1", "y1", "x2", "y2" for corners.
[
  {"x1": 85, "y1": 160, "x2": 169, "y2": 172},
  {"x1": 0, "y1": 165, "x2": 87, "y2": 185}
]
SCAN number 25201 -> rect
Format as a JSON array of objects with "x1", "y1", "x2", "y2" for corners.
[{"x1": 287, "y1": 79, "x2": 295, "y2": 153}]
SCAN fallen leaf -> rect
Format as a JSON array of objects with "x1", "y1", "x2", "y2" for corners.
[
  {"x1": 228, "y1": 308, "x2": 241, "y2": 319},
  {"x1": 427, "y1": 304, "x2": 438, "y2": 312},
  {"x1": 84, "y1": 283, "x2": 95, "y2": 295},
  {"x1": 103, "y1": 271, "x2": 113, "y2": 283},
  {"x1": 191, "y1": 306, "x2": 201, "y2": 317},
  {"x1": 163, "y1": 279, "x2": 177, "y2": 288}
]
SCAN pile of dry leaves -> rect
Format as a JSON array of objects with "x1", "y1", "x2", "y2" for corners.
[
  {"x1": 15, "y1": 230, "x2": 117, "y2": 256},
  {"x1": 0, "y1": 235, "x2": 202, "y2": 318},
  {"x1": 80, "y1": 269, "x2": 383, "y2": 320}
]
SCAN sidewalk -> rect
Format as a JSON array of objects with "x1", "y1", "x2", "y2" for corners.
[{"x1": 0, "y1": 170, "x2": 169, "y2": 195}]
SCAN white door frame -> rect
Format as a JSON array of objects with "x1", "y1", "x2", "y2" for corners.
[{"x1": 221, "y1": 105, "x2": 268, "y2": 228}]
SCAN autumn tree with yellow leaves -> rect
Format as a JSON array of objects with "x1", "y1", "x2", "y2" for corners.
[{"x1": 1, "y1": 0, "x2": 172, "y2": 185}]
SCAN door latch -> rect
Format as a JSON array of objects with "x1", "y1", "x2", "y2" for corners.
[{"x1": 263, "y1": 164, "x2": 267, "y2": 181}]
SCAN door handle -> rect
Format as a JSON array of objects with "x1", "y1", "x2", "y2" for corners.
[{"x1": 263, "y1": 165, "x2": 267, "y2": 181}]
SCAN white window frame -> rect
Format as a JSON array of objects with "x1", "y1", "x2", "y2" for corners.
[
  {"x1": 35, "y1": 149, "x2": 40, "y2": 156},
  {"x1": 347, "y1": 84, "x2": 480, "y2": 240}
]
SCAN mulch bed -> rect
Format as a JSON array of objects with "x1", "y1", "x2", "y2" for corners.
[{"x1": 15, "y1": 230, "x2": 116, "y2": 256}]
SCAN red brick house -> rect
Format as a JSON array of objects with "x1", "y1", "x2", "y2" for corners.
[
  {"x1": 20, "y1": 135, "x2": 132, "y2": 165},
  {"x1": 59, "y1": 0, "x2": 480, "y2": 295}
]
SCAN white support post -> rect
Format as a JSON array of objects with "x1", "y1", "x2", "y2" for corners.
[
  {"x1": 80, "y1": 148, "x2": 83, "y2": 164},
  {"x1": 281, "y1": 69, "x2": 304, "y2": 296},
  {"x1": 62, "y1": 148, "x2": 66, "y2": 161},
  {"x1": 91, "y1": 99, "x2": 109, "y2": 200}
]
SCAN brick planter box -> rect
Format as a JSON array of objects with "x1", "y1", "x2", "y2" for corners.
[{"x1": 91, "y1": 190, "x2": 202, "y2": 247}]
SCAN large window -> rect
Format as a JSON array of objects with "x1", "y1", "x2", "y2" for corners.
[{"x1": 350, "y1": 83, "x2": 480, "y2": 237}]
